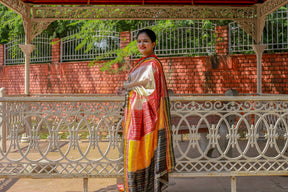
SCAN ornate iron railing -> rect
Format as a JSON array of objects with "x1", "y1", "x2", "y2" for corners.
[
  {"x1": 0, "y1": 95, "x2": 288, "y2": 190},
  {"x1": 131, "y1": 21, "x2": 216, "y2": 57},
  {"x1": 4, "y1": 33, "x2": 51, "y2": 65},
  {"x1": 60, "y1": 29, "x2": 120, "y2": 62}
]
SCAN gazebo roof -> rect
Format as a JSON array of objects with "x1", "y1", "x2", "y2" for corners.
[{"x1": 21, "y1": 0, "x2": 265, "y2": 6}]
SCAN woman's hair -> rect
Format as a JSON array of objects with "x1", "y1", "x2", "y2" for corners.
[{"x1": 136, "y1": 29, "x2": 156, "y2": 43}]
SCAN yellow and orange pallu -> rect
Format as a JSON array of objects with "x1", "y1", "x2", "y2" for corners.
[{"x1": 123, "y1": 55, "x2": 175, "y2": 192}]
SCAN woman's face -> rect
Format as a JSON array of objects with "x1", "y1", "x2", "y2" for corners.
[{"x1": 137, "y1": 32, "x2": 156, "y2": 57}]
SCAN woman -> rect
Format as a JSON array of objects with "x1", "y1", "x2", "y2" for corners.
[{"x1": 120, "y1": 29, "x2": 175, "y2": 192}]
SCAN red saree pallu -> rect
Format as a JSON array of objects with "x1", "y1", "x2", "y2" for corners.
[{"x1": 123, "y1": 55, "x2": 175, "y2": 192}]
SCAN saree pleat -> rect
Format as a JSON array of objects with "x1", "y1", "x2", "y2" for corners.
[{"x1": 124, "y1": 55, "x2": 175, "y2": 192}]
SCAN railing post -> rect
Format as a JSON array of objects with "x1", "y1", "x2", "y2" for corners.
[
  {"x1": 83, "y1": 178, "x2": 88, "y2": 192},
  {"x1": 0, "y1": 87, "x2": 7, "y2": 153},
  {"x1": 231, "y1": 176, "x2": 237, "y2": 192}
]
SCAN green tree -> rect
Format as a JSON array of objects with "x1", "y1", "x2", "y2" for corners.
[
  {"x1": 0, "y1": 4, "x2": 24, "y2": 43},
  {"x1": 69, "y1": 20, "x2": 217, "y2": 72}
]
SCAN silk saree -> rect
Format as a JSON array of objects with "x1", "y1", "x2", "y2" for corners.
[{"x1": 123, "y1": 55, "x2": 175, "y2": 192}]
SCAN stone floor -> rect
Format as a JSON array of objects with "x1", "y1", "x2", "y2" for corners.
[{"x1": 1, "y1": 176, "x2": 288, "y2": 192}]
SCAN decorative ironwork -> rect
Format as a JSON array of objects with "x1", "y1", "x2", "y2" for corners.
[
  {"x1": 0, "y1": 0, "x2": 30, "y2": 19},
  {"x1": 4, "y1": 33, "x2": 51, "y2": 65},
  {"x1": 32, "y1": 6, "x2": 256, "y2": 21},
  {"x1": 229, "y1": 3, "x2": 288, "y2": 53},
  {"x1": 225, "y1": 125, "x2": 240, "y2": 149},
  {"x1": 61, "y1": 28, "x2": 120, "y2": 62},
  {"x1": 235, "y1": 19, "x2": 259, "y2": 44},
  {"x1": 131, "y1": 21, "x2": 216, "y2": 57},
  {"x1": 19, "y1": 44, "x2": 35, "y2": 56},
  {"x1": 260, "y1": 0, "x2": 288, "y2": 17},
  {"x1": 206, "y1": 125, "x2": 220, "y2": 148},
  {"x1": 0, "y1": 96, "x2": 288, "y2": 178},
  {"x1": 31, "y1": 20, "x2": 53, "y2": 41},
  {"x1": 22, "y1": 17, "x2": 52, "y2": 43},
  {"x1": 252, "y1": 44, "x2": 266, "y2": 55}
]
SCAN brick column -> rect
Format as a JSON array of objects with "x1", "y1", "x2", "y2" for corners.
[
  {"x1": 51, "y1": 38, "x2": 61, "y2": 64},
  {"x1": 215, "y1": 26, "x2": 229, "y2": 55},
  {"x1": 120, "y1": 31, "x2": 131, "y2": 49},
  {"x1": 0, "y1": 44, "x2": 4, "y2": 66},
  {"x1": 120, "y1": 31, "x2": 131, "y2": 70}
]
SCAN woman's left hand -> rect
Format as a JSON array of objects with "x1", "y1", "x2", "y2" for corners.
[{"x1": 116, "y1": 87, "x2": 126, "y2": 96}]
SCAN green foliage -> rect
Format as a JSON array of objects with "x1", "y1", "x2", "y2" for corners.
[
  {"x1": 0, "y1": 4, "x2": 24, "y2": 43},
  {"x1": 89, "y1": 39, "x2": 138, "y2": 73},
  {"x1": 87, "y1": 20, "x2": 217, "y2": 72},
  {"x1": 45, "y1": 20, "x2": 84, "y2": 39}
]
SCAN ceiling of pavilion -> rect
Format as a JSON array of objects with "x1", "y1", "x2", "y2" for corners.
[{"x1": 21, "y1": 0, "x2": 266, "y2": 6}]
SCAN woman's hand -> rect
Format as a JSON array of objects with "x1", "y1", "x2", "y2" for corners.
[{"x1": 116, "y1": 87, "x2": 126, "y2": 96}]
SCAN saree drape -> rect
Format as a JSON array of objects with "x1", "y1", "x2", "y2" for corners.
[{"x1": 123, "y1": 55, "x2": 175, "y2": 192}]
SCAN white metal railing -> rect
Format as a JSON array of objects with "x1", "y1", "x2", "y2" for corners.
[
  {"x1": 263, "y1": 5, "x2": 288, "y2": 51},
  {"x1": 1, "y1": 95, "x2": 288, "y2": 191},
  {"x1": 131, "y1": 21, "x2": 216, "y2": 57},
  {"x1": 228, "y1": 4, "x2": 288, "y2": 54},
  {"x1": 4, "y1": 33, "x2": 51, "y2": 65},
  {"x1": 60, "y1": 29, "x2": 120, "y2": 62}
]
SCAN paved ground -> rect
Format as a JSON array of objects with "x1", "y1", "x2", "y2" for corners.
[{"x1": 1, "y1": 176, "x2": 288, "y2": 192}]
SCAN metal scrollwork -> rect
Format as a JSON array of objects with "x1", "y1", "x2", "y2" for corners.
[
  {"x1": 260, "y1": 0, "x2": 288, "y2": 17},
  {"x1": 0, "y1": 96, "x2": 288, "y2": 177},
  {"x1": 32, "y1": 6, "x2": 256, "y2": 21},
  {"x1": 0, "y1": 0, "x2": 30, "y2": 18}
]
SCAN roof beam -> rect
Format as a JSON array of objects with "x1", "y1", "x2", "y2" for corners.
[
  {"x1": 0, "y1": 0, "x2": 30, "y2": 19},
  {"x1": 32, "y1": 5, "x2": 256, "y2": 21},
  {"x1": 259, "y1": 0, "x2": 288, "y2": 17}
]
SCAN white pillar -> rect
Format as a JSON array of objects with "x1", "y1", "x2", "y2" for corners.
[
  {"x1": 0, "y1": 87, "x2": 6, "y2": 153},
  {"x1": 19, "y1": 44, "x2": 35, "y2": 96},
  {"x1": 252, "y1": 44, "x2": 266, "y2": 94},
  {"x1": 19, "y1": 44, "x2": 34, "y2": 140}
]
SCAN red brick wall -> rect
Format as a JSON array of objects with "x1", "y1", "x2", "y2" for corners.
[
  {"x1": 0, "y1": 29, "x2": 288, "y2": 95},
  {"x1": 0, "y1": 53, "x2": 287, "y2": 95},
  {"x1": 0, "y1": 61, "x2": 127, "y2": 95},
  {"x1": 158, "y1": 53, "x2": 288, "y2": 95}
]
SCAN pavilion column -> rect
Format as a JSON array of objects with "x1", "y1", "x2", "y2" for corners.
[
  {"x1": 252, "y1": 44, "x2": 266, "y2": 94},
  {"x1": 21, "y1": 14, "x2": 35, "y2": 96},
  {"x1": 19, "y1": 44, "x2": 35, "y2": 96},
  {"x1": 19, "y1": 44, "x2": 35, "y2": 142},
  {"x1": 236, "y1": 4, "x2": 267, "y2": 95},
  {"x1": 252, "y1": 5, "x2": 267, "y2": 94}
]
